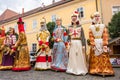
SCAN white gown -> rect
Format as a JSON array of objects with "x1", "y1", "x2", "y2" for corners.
[
  {"x1": 35, "y1": 50, "x2": 51, "y2": 70},
  {"x1": 66, "y1": 26, "x2": 88, "y2": 75}
]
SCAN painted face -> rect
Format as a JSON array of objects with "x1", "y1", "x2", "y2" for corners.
[
  {"x1": 9, "y1": 28, "x2": 14, "y2": 35},
  {"x1": 71, "y1": 16, "x2": 77, "y2": 22},
  {"x1": 40, "y1": 22, "x2": 47, "y2": 31},
  {"x1": 94, "y1": 15, "x2": 100, "y2": 22},
  {"x1": 40, "y1": 22, "x2": 44, "y2": 26},
  {"x1": 56, "y1": 20, "x2": 61, "y2": 26}
]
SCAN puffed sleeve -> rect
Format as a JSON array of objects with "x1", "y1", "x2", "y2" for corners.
[
  {"x1": 45, "y1": 31, "x2": 50, "y2": 46},
  {"x1": 46, "y1": 31, "x2": 50, "y2": 42},
  {"x1": 14, "y1": 32, "x2": 25, "y2": 47},
  {"x1": 52, "y1": 29, "x2": 57, "y2": 42},
  {"x1": 89, "y1": 28, "x2": 95, "y2": 46},
  {"x1": 63, "y1": 28, "x2": 68, "y2": 46},
  {"x1": 102, "y1": 27, "x2": 109, "y2": 46}
]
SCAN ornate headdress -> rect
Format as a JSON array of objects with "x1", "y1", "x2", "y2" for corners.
[
  {"x1": 71, "y1": 11, "x2": 79, "y2": 17},
  {"x1": 90, "y1": 12, "x2": 101, "y2": 24},
  {"x1": 71, "y1": 11, "x2": 80, "y2": 25},
  {"x1": 17, "y1": 17, "x2": 25, "y2": 33},
  {"x1": 56, "y1": 17, "x2": 62, "y2": 21},
  {"x1": 40, "y1": 17, "x2": 47, "y2": 31}
]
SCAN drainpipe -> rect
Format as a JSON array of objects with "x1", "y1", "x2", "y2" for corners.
[
  {"x1": 95, "y1": 0, "x2": 98, "y2": 11},
  {"x1": 100, "y1": 0, "x2": 104, "y2": 23}
]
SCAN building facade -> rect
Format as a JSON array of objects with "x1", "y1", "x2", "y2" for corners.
[{"x1": 0, "y1": 0, "x2": 120, "y2": 52}]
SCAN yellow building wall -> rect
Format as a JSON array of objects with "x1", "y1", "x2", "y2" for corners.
[
  {"x1": 1, "y1": 0, "x2": 98, "y2": 51},
  {"x1": 101, "y1": 0, "x2": 120, "y2": 25},
  {"x1": 3, "y1": 20, "x2": 17, "y2": 32}
]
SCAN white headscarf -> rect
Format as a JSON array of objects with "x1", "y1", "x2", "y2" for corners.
[{"x1": 40, "y1": 18, "x2": 48, "y2": 31}]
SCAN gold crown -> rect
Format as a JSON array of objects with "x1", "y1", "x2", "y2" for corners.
[
  {"x1": 56, "y1": 17, "x2": 62, "y2": 21},
  {"x1": 40, "y1": 17, "x2": 46, "y2": 23},
  {"x1": 90, "y1": 12, "x2": 100, "y2": 19},
  {"x1": 93, "y1": 12, "x2": 100, "y2": 17}
]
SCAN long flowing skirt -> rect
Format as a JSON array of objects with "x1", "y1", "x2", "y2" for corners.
[
  {"x1": 0, "y1": 51, "x2": 3, "y2": 65},
  {"x1": 66, "y1": 40, "x2": 88, "y2": 75},
  {"x1": 0, "y1": 53, "x2": 14, "y2": 70},
  {"x1": 12, "y1": 45, "x2": 31, "y2": 71},
  {"x1": 89, "y1": 48, "x2": 114, "y2": 76},
  {"x1": 51, "y1": 42, "x2": 68, "y2": 71},
  {"x1": 34, "y1": 50, "x2": 52, "y2": 70}
]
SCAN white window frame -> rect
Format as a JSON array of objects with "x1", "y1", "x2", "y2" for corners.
[
  {"x1": 6, "y1": 27, "x2": 10, "y2": 32},
  {"x1": 24, "y1": 22, "x2": 27, "y2": 31},
  {"x1": 32, "y1": 43, "x2": 37, "y2": 52},
  {"x1": 51, "y1": 14, "x2": 56, "y2": 22},
  {"x1": 14, "y1": 25, "x2": 18, "y2": 32},
  {"x1": 32, "y1": 20, "x2": 37, "y2": 29},
  {"x1": 112, "y1": 6, "x2": 120, "y2": 15},
  {"x1": 77, "y1": 7, "x2": 85, "y2": 19}
]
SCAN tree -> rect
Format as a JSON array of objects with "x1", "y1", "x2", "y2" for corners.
[
  {"x1": 46, "y1": 22, "x2": 55, "y2": 49},
  {"x1": 108, "y1": 12, "x2": 120, "y2": 39}
]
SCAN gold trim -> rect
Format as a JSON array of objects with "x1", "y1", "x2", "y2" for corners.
[
  {"x1": 71, "y1": 38, "x2": 81, "y2": 40},
  {"x1": 0, "y1": 66, "x2": 13, "y2": 70},
  {"x1": 94, "y1": 36, "x2": 101, "y2": 39},
  {"x1": 95, "y1": 25, "x2": 100, "y2": 32},
  {"x1": 34, "y1": 68, "x2": 51, "y2": 71}
]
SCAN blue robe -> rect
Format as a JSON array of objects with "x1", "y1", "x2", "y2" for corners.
[{"x1": 51, "y1": 26, "x2": 68, "y2": 71}]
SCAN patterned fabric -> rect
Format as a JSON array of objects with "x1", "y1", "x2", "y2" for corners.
[
  {"x1": 0, "y1": 51, "x2": 14, "y2": 70},
  {"x1": 35, "y1": 30, "x2": 51, "y2": 70},
  {"x1": 51, "y1": 26, "x2": 68, "y2": 71},
  {"x1": 89, "y1": 24, "x2": 114, "y2": 75},
  {"x1": 35, "y1": 51, "x2": 51, "y2": 70},
  {"x1": 89, "y1": 48, "x2": 114, "y2": 75},
  {"x1": 68, "y1": 25, "x2": 86, "y2": 46},
  {"x1": 0, "y1": 37, "x2": 5, "y2": 65},
  {"x1": 0, "y1": 34, "x2": 17, "y2": 70},
  {"x1": 0, "y1": 28, "x2": 5, "y2": 65},
  {"x1": 103, "y1": 28, "x2": 109, "y2": 46},
  {"x1": 10, "y1": 35, "x2": 17, "y2": 45},
  {"x1": 12, "y1": 32, "x2": 31, "y2": 71}
]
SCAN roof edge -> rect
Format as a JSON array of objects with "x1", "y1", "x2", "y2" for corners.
[{"x1": 0, "y1": 0, "x2": 73, "y2": 25}]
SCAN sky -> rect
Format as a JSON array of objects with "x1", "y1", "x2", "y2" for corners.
[{"x1": 0, "y1": 0, "x2": 60, "y2": 15}]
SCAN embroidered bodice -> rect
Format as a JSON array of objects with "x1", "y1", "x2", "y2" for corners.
[
  {"x1": 38, "y1": 30, "x2": 50, "y2": 42},
  {"x1": 54, "y1": 27, "x2": 64, "y2": 39},
  {"x1": 89, "y1": 24, "x2": 105, "y2": 39},
  {"x1": 68, "y1": 26, "x2": 82, "y2": 39},
  {"x1": 89, "y1": 23, "x2": 108, "y2": 46}
]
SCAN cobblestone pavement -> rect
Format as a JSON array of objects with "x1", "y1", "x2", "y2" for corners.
[{"x1": 0, "y1": 68, "x2": 119, "y2": 80}]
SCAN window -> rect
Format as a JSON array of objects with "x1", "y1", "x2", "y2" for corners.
[
  {"x1": 51, "y1": 15, "x2": 56, "y2": 22},
  {"x1": 24, "y1": 23, "x2": 27, "y2": 30},
  {"x1": 32, "y1": 20, "x2": 37, "y2": 29},
  {"x1": 32, "y1": 43, "x2": 37, "y2": 52},
  {"x1": 77, "y1": 7, "x2": 84, "y2": 18},
  {"x1": 6, "y1": 27, "x2": 10, "y2": 32},
  {"x1": 14, "y1": 25, "x2": 18, "y2": 32},
  {"x1": 112, "y1": 6, "x2": 120, "y2": 15}
]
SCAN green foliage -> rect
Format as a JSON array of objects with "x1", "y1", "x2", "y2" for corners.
[
  {"x1": 47, "y1": 22, "x2": 55, "y2": 49},
  {"x1": 87, "y1": 39, "x2": 90, "y2": 46},
  {"x1": 108, "y1": 12, "x2": 120, "y2": 39}
]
